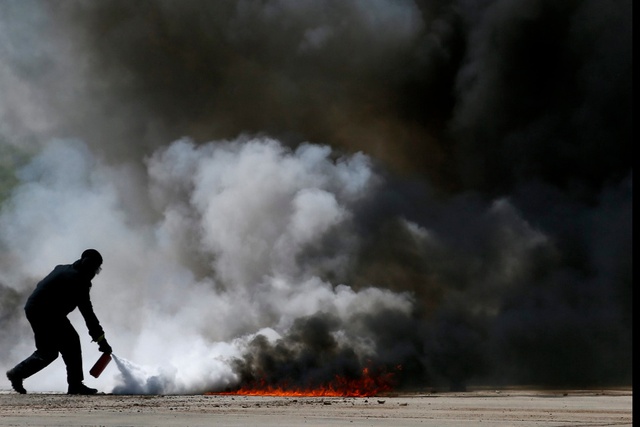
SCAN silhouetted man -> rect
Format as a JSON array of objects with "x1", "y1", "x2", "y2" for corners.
[{"x1": 6, "y1": 249, "x2": 112, "y2": 394}]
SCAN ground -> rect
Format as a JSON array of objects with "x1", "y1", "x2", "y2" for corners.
[{"x1": 0, "y1": 388, "x2": 632, "y2": 426}]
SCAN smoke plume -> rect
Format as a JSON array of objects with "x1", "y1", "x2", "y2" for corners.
[{"x1": 0, "y1": 0, "x2": 631, "y2": 393}]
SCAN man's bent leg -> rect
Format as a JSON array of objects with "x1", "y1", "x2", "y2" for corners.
[
  {"x1": 9, "y1": 350, "x2": 58, "y2": 380},
  {"x1": 7, "y1": 314, "x2": 59, "y2": 393}
]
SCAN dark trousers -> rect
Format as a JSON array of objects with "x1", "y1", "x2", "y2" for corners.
[{"x1": 11, "y1": 311, "x2": 84, "y2": 385}]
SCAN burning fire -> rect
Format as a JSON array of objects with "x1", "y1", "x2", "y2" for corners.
[{"x1": 207, "y1": 367, "x2": 397, "y2": 397}]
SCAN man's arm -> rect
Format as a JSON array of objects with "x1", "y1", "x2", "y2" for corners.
[{"x1": 78, "y1": 290, "x2": 112, "y2": 353}]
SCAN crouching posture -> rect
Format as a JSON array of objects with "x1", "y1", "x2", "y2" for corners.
[{"x1": 6, "y1": 249, "x2": 112, "y2": 395}]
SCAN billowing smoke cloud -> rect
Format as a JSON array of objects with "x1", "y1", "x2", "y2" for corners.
[{"x1": 0, "y1": 0, "x2": 631, "y2": 393}]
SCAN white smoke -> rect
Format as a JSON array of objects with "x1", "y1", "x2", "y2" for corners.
[{"x1": 0, "y1": 136, "x2": 411, "y2": 393}]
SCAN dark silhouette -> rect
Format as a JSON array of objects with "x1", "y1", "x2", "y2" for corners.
[{"x1": 6, "y1": 249, "x2": 112, "y2": 395}]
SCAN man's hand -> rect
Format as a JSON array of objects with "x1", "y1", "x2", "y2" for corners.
[{"x1": 98, "y1": 337, "x2": 112, "y2": 354}]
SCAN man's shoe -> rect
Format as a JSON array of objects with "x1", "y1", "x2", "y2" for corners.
[
  {"x1": 68, "y1": 382, "x2": 98, "y2": 395},
  {"x1": 6, "y1": 369, "x2": 27, "y2": 394}
]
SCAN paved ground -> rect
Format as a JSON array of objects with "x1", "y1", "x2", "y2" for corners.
[{"x1": 0, "y1": 388, "x2": 632, "y2": 426}]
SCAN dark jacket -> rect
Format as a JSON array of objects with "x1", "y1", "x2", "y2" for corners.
[{"x1": 24, "y1": 262, "x2": 105, "y2": 341}]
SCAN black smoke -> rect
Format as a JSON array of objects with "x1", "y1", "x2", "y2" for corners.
[{"x1": 0, "y1": 0, "x2": 631, "y2": 392}]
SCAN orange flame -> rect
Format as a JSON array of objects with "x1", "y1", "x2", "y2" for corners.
[{"x1": 206, "y1": 367, "x2": 397, "y2": 397}]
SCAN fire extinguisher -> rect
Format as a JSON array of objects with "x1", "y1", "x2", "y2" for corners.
[{"x1": 90, "y1": 352, "x2": 112, "y2": 378}]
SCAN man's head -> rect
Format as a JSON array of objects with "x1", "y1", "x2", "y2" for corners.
[{"x1": 79, "y1": 249, "x2": 103, "y2": 276}]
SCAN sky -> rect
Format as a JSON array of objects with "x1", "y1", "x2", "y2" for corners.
[{"x1": 0, "y1": 0, "x2": 632, "y2": 393}]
